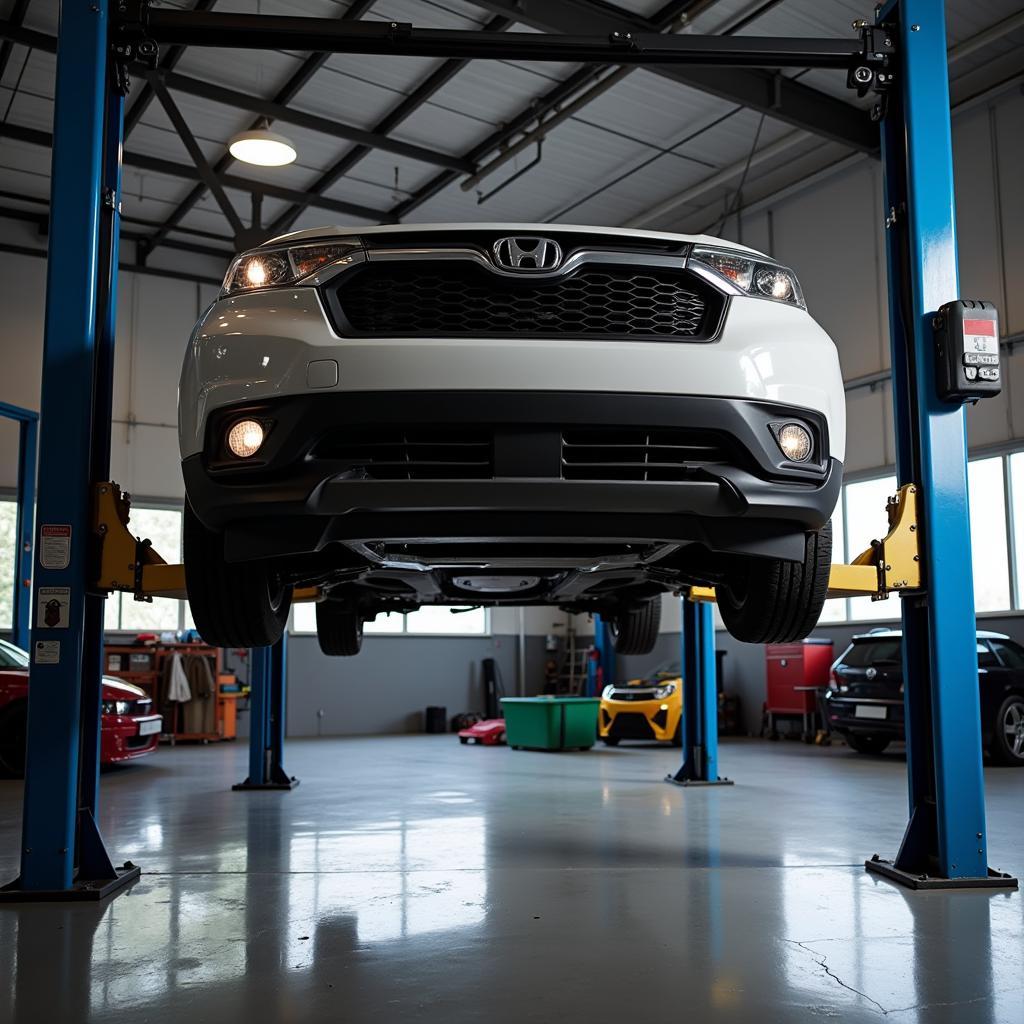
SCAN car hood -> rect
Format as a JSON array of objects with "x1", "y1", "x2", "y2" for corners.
[
  {"x1": 264, "y1": 222, "x2": 768, "y2": 258},
  {"x1": 101, "y1": 676, "x2": 148, "y2": 700}
]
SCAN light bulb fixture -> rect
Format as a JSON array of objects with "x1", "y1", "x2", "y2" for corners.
[{"x1": 228, "y1": 126, "x2": 297, "y2": 167}]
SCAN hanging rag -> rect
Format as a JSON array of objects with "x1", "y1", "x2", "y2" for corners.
[{"x1": 166, "y1": 652, "x2": 192, "y2": 703}]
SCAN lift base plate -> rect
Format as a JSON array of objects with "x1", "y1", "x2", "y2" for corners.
[
  {"x1": 232, "y1": 776, "x2": 301, "y2": 791},
  {"x1": 664, "y1": 774, "x2": 734, "y2": 787},
  {"x1": 865, "y1": 856, "x2": 1018, "y2": 890},
  {"x1": 0, "y1": 862, "x2": 141, "y2": 902}
]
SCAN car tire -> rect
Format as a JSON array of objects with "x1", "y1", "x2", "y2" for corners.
[
  {"x1": 845, "y1": 733, "x2": 890, "y2": 755},
  {"x1": 0, "y1": 702, "x2": 27, "y2": 779},
  {"x1": 601, "y1": 736, "x2": 620, "y2": 747},
  {"x1": 183, "y1": 502, "x2": 292, "y2": 648},
  {"x1": 610, "y1": 598, "x2": 661, "y2": 655},
  {"x1": 315, "y1": 602, "x2": 363, "y2": 657},
  {"x1": 989, "y1": 695, "x2": 1024, "y2": 767},
  {"x1": 717, "y1": 522, "x2": 832, "y2": 644}
]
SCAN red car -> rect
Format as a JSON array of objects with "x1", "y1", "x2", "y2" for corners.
[
  {"x1": 0, "y1": 638, "x2": 162, "y2": 777},
  {"x1": 458, "y1": 718, "x2": 507, "y2": 746}
]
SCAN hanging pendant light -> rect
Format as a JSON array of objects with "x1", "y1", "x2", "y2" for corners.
[{"x1": 228, "y1": 121, "x2": 297, "y2": 167}]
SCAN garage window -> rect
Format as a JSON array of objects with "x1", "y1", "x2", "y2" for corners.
[
  {"x1": 0, "y1": 498, "x2": 15, "y2": 631},
  {"x1": 967, "y1": 456, "x2": 1010, "y2": 613},
  {"x1": 291, "y1": 603, "x2": 488, "y2": 636}
]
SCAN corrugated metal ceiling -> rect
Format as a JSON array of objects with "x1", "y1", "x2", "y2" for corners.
[{"x1": 1, "y1": 0, "x2": 1022, "y2": 272}]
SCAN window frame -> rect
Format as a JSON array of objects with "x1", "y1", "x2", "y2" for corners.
[{"x1": 289, "y1": 603, "x2": 491, "y2": 638}]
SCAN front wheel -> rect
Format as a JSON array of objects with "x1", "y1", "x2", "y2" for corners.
[
  {"x1": 718, "y1": 522, "x2": 832, "y2": 644},
  {"x1": 990, "y1": 695, "x2": 1024, "y2": 766},
  {"x1": 183, "y1": 502, "x2": 291, "y2": 647},
  {"x1": 610, "y1": 597, "x2": 661, "y2": 655},
  {"x1": 845, "y1": 733, "x2": 890, "y2": 755},
  {"x1": 316, "y1": 602, "x2": 363, "y2": 657}
]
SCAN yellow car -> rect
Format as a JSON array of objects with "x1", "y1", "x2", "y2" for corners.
[{"x1": 599, "y1": 663, "x2": 683, "y2": 746}]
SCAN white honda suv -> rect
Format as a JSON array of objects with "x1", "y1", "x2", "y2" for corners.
[{"x1": 179, "y1": 224, "x2": 844, "y2": 655}]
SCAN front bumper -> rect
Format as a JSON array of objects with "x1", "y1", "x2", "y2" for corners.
[
  {"x1": 600, "y1": 701, "x2": 681, "y2": 743},
  {"x1": 101, "y1": 714, "x2": 162, "y2": 763},
  {"x1": 183, "y1": 391, "x2": 841, "y2": 563}
]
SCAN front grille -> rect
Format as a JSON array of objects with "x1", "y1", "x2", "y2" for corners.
[
  {"x1": 329, "y1": 262, "x2": 711, "y2": 338},
  {"x1": 562, "y1": 428, "x2": 731, "y2": 482},
  {"x1": 125, "y1": 733, "x2": 155, "y2": 749},
  {"x1": 313, "y1": 427, "x2": 493, "y2": 480},
  {"x1": 609, "y1": 712, "x2": 657, "y2": 740}
]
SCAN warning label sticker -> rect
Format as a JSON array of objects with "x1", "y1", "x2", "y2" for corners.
[
  {"x1": 34, "y1": 640, "x2": 61, "y2": 665},
  {"x1": 39, "y1": 524, "x2": 72, "y2": 570},
  {"x1": 37, "y1": 586, "x2": 71, "y2": 629}
]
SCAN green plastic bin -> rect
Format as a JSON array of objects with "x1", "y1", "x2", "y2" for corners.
[{"x1": 500, "y1": 697, "x2": 600, "y2": 751}]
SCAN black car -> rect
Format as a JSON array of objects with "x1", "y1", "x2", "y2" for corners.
[{"x1": 823, "y1": 629, "x2": 1024, "y2": 766}]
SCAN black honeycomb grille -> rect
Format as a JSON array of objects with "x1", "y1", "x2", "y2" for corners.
[{"x1": 330, "y1": 262, "x2": 711, "y2": 338}]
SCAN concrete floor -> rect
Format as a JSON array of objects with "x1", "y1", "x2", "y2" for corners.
[{"x1": 0, "y1": 736, "x2": 1021, "y2": 1023}]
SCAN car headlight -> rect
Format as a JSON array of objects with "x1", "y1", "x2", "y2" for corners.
[
  {"x1": 688, "y1": 246, "x2": 805, "y2": 308},
  {"x1": 601, "y1": 685, "x2": 615, "y2": 700},
  {"x1": 653, "y1": 683, "x2": 676, "y2": 699},
  {"x1": 222, "y1": 240, "x2": 361, "y2": 296},
  {"x1": 102, "y1": 700, "x2": 131, "y2": 715}
]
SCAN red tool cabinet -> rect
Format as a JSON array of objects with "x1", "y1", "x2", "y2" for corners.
[{"x1": 765, "y1": 639, "x2": 834, "y2": 740}]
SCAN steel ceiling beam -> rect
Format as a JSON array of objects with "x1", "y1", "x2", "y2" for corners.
[
  {"x1": 387, "y1": 0, "x2": 698, "y2": 221},
  {"x1": 0, "y1": 0, "x2": 30, "y2": 81},
  {"x1": 158, "y1": 70, "x2": 473, "y2": 172},
  {"x1": 266, "y1": 11, "x2": 513, "y2": 237},
  {"x1": 0, "y1": 121, "x2": 392, "y2": 223},
  {"x1": 147, "y1": 0, "x2": 377, "y2": 251},
  {"x1": 0, "y1": 18, "x2": 471, "y2": 172},
  {"x1": 462, "y1": 0, "x2": 878, "y2": 153}
]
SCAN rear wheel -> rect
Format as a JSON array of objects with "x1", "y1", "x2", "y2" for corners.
[
  {"x1": 183, "y1": 502, "x2": 291, "y2": 647},
  {"x1": 718, "y1": 522, "x2": 831, "y2": 644},
  {"x1": 845, "y1": 733, "x2": 890, "y2": 755},
  {"x1": 315, "y1": 602, "x2": 363, "y2": 657},
  {"x1": 989, "y1": 695, "x2": 1024, "y2": 766},
  {"x1": 610, "y1": 597, "x2": 661, "y2": 655},
  {"x1": 0, "y1": 703, "x2": 27, "y2": 778}
]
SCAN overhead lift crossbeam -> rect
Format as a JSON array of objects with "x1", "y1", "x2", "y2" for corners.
[{"x1": 6, "y1": 0, "x2": 1014, "y2": 901}]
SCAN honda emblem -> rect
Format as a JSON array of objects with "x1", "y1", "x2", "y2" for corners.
[{"x1": 492, "y1": 236, "x2": 562, "y2": 271}]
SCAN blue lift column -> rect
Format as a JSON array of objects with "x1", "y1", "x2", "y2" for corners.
[
  {"x1": 866, "y1": 0, "x2": 1014, "y2": 889},
  {"x1": 2, "y1": 0, "x2": 138, "y2": 901},
  {"x1": 589, "y1": 614, "x2": 616, "y2": 697},
  {"x1": 0, "y1": 402, "x2": 38, "y2": 651},
  {"x1": 234, "y1": 636, "x2": 299, "y2": 790},
  {"x1": 667, "y1": 597, "x2": 732, "y2": 787}
]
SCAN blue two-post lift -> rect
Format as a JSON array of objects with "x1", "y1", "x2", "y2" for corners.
[{"x1": 1, "y1": 0, "x2": 1016, "y2": 900}]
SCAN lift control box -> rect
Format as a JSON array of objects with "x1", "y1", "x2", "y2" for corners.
[{"x1": 933, "y1": 300, "x2": 1001, "y2": 403}]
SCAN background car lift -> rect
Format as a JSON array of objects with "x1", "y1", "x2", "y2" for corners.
[{"x1": 1, "y1": 0, "x2": 1016, "y2": 902}]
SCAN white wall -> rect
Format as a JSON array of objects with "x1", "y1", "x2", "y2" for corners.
[{"x1": 0, "y1": 221, "x2": 217, "y2": 499}]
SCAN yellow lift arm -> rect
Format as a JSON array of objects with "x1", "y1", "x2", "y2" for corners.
[
  {"x1": 92, "y1": 482, "x2": 321, "y2": 605},
  {"x1": 689, "y1": 484, "x2": 921, "y2": 604},
  {"x1": 92, "y1": 480, "x2": 921, "y2": 608}
]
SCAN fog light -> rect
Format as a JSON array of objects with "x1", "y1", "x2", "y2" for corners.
[
  {"x1": 775, "y1": 422, "x2": 812, "y2": 462},
  {"x1": 227, "y1": 419, "x2": 265, "y2": 458}
]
